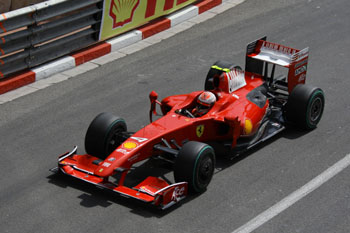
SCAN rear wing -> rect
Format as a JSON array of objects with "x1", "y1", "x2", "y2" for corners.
[{"x1": 245, "y1": 37, "x2": 309, "y2": 93}]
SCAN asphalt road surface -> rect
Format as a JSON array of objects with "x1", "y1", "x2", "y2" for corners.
[{"x1": 1, "y1": 0, "x2": 349, "y2": 232}]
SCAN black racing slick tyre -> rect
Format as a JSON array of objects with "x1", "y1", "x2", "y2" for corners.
[
  {"x1": 286, "y1": 84, "x2": 325, "y2": 130},
  {"x1": 85, "y1": 112, "x2": 127, "y2": 160},
  {"x1": 174, "y1": 141, "x2": 215, "y2": 193},
  {"x1": 205, "y1": 60, "x2": 242, "y2": 91}
]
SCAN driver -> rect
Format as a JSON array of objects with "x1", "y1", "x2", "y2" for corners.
[{"x1": 192, "y1": 91, "x2": 216, "y2": 117}]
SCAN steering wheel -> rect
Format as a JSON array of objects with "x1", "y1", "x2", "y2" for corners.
[{"x1": 183, "y1": 109, "x2": 195, "y2": 118}]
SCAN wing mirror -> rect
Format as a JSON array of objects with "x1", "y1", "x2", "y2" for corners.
[{"x1": 149, "y1": 91, "x2": 162, "y2": 122}]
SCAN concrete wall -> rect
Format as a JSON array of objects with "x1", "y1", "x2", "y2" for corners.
[{"x1": 1, "y1": 0, "x2": 45, "y2": 13}]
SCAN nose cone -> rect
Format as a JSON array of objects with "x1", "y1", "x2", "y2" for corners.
[{"x1": 93, "y1": 139, "x2": 145, "y2": 177}]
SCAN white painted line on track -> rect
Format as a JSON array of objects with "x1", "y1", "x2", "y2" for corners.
[{"x1": 231, "y1": 153, "x2": 350, "y2": 233}]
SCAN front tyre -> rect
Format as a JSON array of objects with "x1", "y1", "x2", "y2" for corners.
[
  {"x1": 85, "y1": 112, "x2": 127, "y2": 159},
  {"x1": 174, "y1": 141, "x2": 215, "y2": 193},
  {"x1": 286, "y1": 84, "x2": 325, "y2": 130}
]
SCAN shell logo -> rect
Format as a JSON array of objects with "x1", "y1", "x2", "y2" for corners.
[
  {"x1": 109, "y1": 0, "x2": 140, "y2": 28},
  {"x1": 122, "y1": 141, "x2": 138, "y2": 149}
]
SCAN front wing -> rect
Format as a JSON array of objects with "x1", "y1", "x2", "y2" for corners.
[{"x1": 50, "y1": 146, "x2": 188, "y2": 210}]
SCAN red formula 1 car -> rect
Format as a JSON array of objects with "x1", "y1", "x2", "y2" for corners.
[{"x1": 51, "y1": 37, "x2": 325, "y2": 209}]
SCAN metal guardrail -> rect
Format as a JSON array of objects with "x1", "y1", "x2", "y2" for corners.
[{"x1": 0, "y1": 0, "x2": 103, "y2": 78}]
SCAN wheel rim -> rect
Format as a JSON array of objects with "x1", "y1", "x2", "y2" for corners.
[
  {"x1": 106, "y1": 124, "x2": 125, "y2": 155},
  {"x1": 107, "y1": 130, "x2": 118, "y2": 153},
  {"x1": 309, "y1": 96, "x2": 323, "y2": 123},
  {"x1": 197, "y1": 156, "x2": 214, "y2": 187}
]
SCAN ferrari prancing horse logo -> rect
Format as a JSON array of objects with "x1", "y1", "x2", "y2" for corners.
[{"x1": 196, "y1": 125, "x2": 205, "y2": 138}]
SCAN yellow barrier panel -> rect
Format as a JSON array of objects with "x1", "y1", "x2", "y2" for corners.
[{"x1": 99, "y1": 0, "x2": 196, "y2": 40}]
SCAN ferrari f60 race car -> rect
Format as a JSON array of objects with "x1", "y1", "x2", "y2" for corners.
[{"x1": 51, "y1": 37, "x2": 325, "y2": 209}]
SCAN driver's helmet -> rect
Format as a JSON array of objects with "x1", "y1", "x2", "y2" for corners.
[{"x1": 195, "y1": 91, "x2": 216, "y2": 116}]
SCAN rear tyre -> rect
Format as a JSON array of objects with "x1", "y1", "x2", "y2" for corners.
[
  {"x1": 205, "y1": 60, "x2": 241, "y2": 90},
  {"x1": 85, "y1": 112, "x2": 127, "y2": 159},
  {"x1": 286, "y1": 84, "x2": 325, "y2": 130},
  {"x1": 174, "y1": 141, "x2": 215, "y2": 193}
]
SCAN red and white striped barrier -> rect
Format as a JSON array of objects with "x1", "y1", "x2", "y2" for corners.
[{"x1": 0, "y1": 0, "x2": 243, "y2": 95}]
